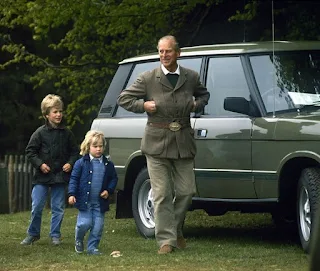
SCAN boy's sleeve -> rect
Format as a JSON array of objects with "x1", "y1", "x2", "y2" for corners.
[
  {"x1": 25, "y1": 128, "x2": 43, "y2": 169},
  {"x1": 67, "y1": 129, "x2": 79, "y2": 166},
  {"x1": 106, "y1": 162, "x2": 118, "y2": 195},
  {"x1": 68, "y1": 159, "x2": 81, "y2": 196}
]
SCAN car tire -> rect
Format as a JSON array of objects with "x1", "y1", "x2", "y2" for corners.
[
  {"x1": 132, "y1": 167, "x2": 155, "y2": 238},
  {"x1": 297, "y1": 167, "x2": 320, "y2": 253}
]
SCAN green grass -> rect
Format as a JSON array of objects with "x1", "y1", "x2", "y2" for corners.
[{"x1": 0, "y1": 205, "x2": 309, "y2": 271}]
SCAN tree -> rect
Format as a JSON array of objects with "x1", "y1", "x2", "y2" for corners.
[
  {"x1": 0, "y1": 0, "x2": 319, "y2": 154},
  {"x1": 0, "y1": 0, "x2": 221, "y2": 152},
  {"x1": 229, "y1": 0, "x2": 320, "y2": 41}
]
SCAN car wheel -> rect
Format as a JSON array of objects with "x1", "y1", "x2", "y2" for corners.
[
  {"x1": 297, "y1": 167, "x2": 320, "y2": 253},
  {"x1": 132, "y1": 167, "x2": 155, "y2": 238}
]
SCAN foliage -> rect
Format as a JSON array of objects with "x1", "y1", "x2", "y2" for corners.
[
  {"x1": 0, "y1": 0, "x2": 221, "y2": 151},
  {"x1": 0, "y1": 0, "x2": 217, "y2": 126},
  {"x1": 0, "y1": 206, "x2": 309, "y2": 270},
  {"x1": 229, "y1": 0, "x2": 320, "y2": 41},
  {"x1": 0, "y1": 0, "x2": 319, "y2": 153}
]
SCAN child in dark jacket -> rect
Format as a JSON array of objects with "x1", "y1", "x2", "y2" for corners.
[
  {"x1": 21, "y1": 94, "x2": 79, "y2": 246},
  {"x1": 68, "y1": 130, "x2": 118, "y2": 255}
]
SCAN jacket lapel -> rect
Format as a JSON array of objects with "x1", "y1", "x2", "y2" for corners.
[{"x1": 174, "y1": 67, "x2": 187, "y2": 91}]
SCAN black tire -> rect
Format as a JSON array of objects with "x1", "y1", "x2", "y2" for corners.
[
  {"x1": 132, "y1": 167, "x2": 155, "y2": 238},
  {"x1": 297, "y1": 167, "x2": 320, "y2": 253}
]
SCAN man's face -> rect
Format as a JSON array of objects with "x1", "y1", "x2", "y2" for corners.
[{"x1": 158, "y1": 39, "x2": 180, "y2": 72}]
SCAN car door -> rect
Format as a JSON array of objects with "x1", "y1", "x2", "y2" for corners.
[{"x1": 193, "y1": 56, "x2": 256, "y2": 199}]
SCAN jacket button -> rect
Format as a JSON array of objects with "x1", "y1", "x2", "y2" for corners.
[
  {"x1": 87, "y1": 192, "x2": 89, "y2": 194},
  {"x1": 90, "y1": 171, "x2": 92, "y2": 173},
  {"x1": 85, "y1": 202, "x2": 87, "y2": 204},
  {"x1": 88, "y1": 182, "x2": 91, "y2": 184}
]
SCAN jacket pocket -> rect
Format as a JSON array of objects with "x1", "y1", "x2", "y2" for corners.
[
  {"x1": 185, "y1": 127, "x2": 196, "y2": 157},
  {"x1": 189, "y1": 128, "x2": 197, "y2": 156},
  {"x1": 63, "y1": 171, "x2": 71, "y2": 183},
  {"x1": 34, "y1": 170, "x2": 51, "y2": 184},
  {"x1": 41, "y1": 148, "x2": 50, "y2": 154},
  {"x1": 141, "y1": 126, "x2": 165, "y2": 155},
  {"x1": 40, "y1": 148, "x2": 50, "y2": 163}
]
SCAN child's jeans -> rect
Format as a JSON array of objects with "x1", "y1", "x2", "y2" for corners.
[
  {"x1": 27, "y1": 183, "x2": 65, "y2": 238},
  {"x1": 75, "y1": 203, "x2": 105, "y2": 252}
]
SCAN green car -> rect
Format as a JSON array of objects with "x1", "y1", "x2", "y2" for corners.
[{"x1": 91, "y1": 41, "x2": 320, "y2": 252}]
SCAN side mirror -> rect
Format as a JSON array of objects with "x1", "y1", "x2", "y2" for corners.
[{"x1": 224, "y1": 97, "x2": 250, "y2": 116}]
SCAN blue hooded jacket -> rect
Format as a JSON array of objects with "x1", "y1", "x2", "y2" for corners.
[{"x1": 68, "y1": 154, "x2": 118, "y2": 213}]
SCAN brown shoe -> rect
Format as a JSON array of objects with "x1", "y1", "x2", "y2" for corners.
[
  {"x1": 158, "y1": 244, "x2": 173, "y2": 254},
  {"x1": 177, "y1": 236, "x2": 187, "y2": 249}
]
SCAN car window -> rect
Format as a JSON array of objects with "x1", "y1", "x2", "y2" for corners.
[
  {"x1": 116, "y1": 61, "x2": 159, "y2": 117},
  {"x1": 126, "y1": 61, "x2": 160, "y2": 89},
  {"x1": 116, "y1": 58, "x2": 202, "y2": 117},
  {"x1": 205, "y1": 56, "x2": 250, "y2": 117},
  {"x1": 250, "y1": 52, "x2": 320, "y2": 113},
  {"x1": 179, "y1": 58, "x2": 202, "y2": 74}
]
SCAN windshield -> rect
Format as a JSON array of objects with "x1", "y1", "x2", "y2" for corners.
[{"x1": 250, "y1": 51, "x2": 320, "y2": 113}]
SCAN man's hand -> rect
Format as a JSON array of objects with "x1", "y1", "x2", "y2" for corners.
[
  {"x1": 144, "y1": 101, "x2": 157, "y2": 113},
  {"x1": 191, "y1": 101, "x2": 197, "y2": 112}
]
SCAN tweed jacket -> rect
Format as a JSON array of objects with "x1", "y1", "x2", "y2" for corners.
[
  {"x1": 68, "y1": 154, "x2": 118, "y2": 213},
  {"x1": 117, "y1": 66, "x2": 210, "y2": 159}
]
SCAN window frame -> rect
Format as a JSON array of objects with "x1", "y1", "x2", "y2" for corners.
[{"x1": 114, "y1": 57, "x2": 204, "y2": 118}]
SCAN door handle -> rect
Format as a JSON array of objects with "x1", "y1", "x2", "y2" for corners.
[{"x1": 195, "y1": 129, "x2": 207, "y2": 138}]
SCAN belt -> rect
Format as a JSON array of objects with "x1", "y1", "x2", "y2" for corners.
[{"x1": 147, "y1": 121, "x2": 190, "y2": 131}]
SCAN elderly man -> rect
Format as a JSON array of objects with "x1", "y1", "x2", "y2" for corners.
[{"x1": 117, "y1": 35, "x2": 210, "y2": 254}]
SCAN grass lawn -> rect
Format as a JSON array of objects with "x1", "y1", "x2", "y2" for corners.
[{"x1": 0, "y1": 205, "x2": 309, "y2": 271}]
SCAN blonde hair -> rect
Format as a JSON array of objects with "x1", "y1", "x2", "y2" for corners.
[
  {"x1": 157, "y1": 35, "x2": 180, "y2": 52},
  {"x1": 80, "y1": 130, "x2": 106, "y2": 156},
  {"x1": 41, "y1": 94, "x2": 64, "y2": 118}
]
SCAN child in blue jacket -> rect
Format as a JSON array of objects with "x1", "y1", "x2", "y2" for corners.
[{"x1": 68, "y1": 130, "x2": 118, "y2": 255}]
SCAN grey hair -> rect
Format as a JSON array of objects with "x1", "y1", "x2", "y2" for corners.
[{"x1": 157, "y1": 35, "x2": 180, "y2": 52}]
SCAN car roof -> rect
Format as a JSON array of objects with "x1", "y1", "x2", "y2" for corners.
[{"x1": 119, "y1": 41, "x2": 320, "y2": 64}]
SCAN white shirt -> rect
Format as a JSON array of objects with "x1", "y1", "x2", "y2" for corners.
[
  {"x1": 89, "y1": 154, "x2": 103, "y2": 163},
  {"x1": 161, "y1": 64, "x2": 180, "y2": 75}
]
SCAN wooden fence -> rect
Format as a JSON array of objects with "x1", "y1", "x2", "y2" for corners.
[
  {"x1": 0, "y1": 155, "x2": 115, "y2": 214},
  {"x1": 0, "y1": 155, "x2": 34, "y2": 214}
]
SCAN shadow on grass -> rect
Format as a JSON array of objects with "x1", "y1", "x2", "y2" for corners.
[
  {"x1": 186, "y1": 225, "x2": 299, "y2": 247},
  {"x1": 183, "y1": 211, "x2": 301, "y2": 250}
]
